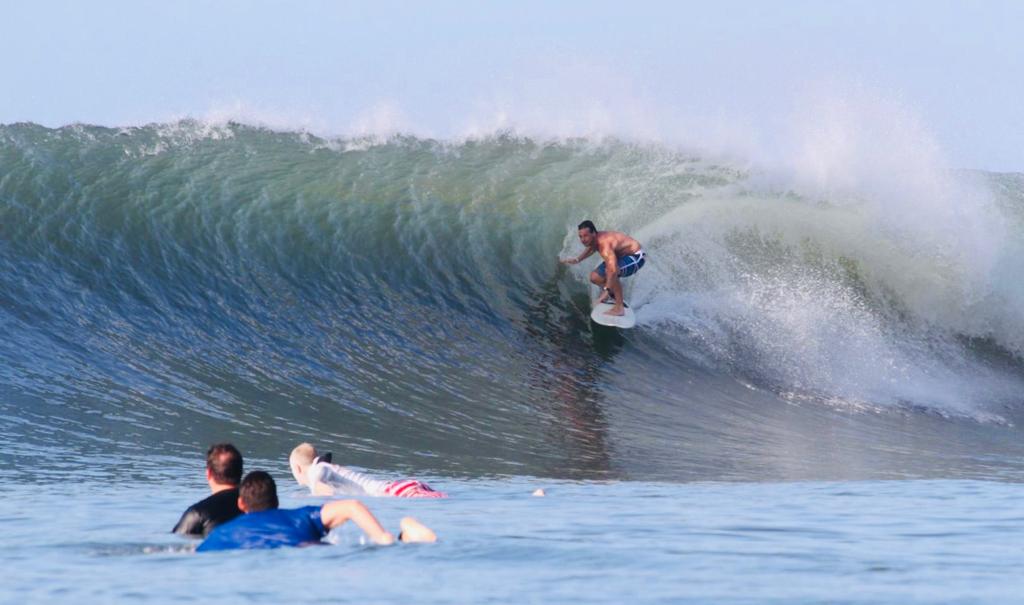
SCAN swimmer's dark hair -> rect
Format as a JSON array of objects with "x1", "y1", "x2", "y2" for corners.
[
  {"x1": 206, "y1": 443, "x2": 243, "y2": 485},
  {"x1": 578, "y1": 220, "x2": 597, "y2": 233},
  {"x1": 239, "y1": 471, "x2": 279, "y2": 512}
]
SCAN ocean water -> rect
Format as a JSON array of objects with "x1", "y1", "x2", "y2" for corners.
[
  {"x1": 2, "y1": 477, "x2": 1023, "y2": 604},
  {"x1": 2, "y1": 121, "x2": 1024, "y2": 603}
]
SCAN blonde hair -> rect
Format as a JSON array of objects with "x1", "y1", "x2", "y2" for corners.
[{"x1": 289, "y1": 442, "x2": 317, "y2": 471}]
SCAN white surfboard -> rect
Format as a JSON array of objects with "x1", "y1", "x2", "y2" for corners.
[{"x1": 590, "y1": 298, "x2": 636, "y2": 329}]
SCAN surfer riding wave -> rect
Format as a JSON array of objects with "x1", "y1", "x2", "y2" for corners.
[{"x1": 559, "y1": 220, "x2": 646, "y2": 316}]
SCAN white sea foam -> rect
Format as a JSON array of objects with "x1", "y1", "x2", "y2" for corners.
[{"x1": 624, "y1": 86, "x2": 1024, "y2": 418}]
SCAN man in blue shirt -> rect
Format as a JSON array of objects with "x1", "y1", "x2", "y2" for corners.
[{"x1": 198, "y1": 471, "x2": 437, "y2": 552}]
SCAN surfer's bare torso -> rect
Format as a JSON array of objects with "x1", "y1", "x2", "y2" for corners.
[{"x1": 586, "y1": 230, "x2": 641, "y2": 259}]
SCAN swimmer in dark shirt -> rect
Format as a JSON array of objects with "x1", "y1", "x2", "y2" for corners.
[
  {"x1": 172, "y1": 443, "x2": 243, "y2": 537},
  {"x1": 198, "y1": 471, "x2": 437, "y2": 552}
]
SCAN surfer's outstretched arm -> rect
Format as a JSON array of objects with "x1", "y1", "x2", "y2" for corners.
[
  {"x1": 319, "y1": 500, "x2": 438, "y2": 544},
  {"x1": 560, "y1": 245, "x2": 596, "y2": 265},
  {"x1": 398, "y1": 517, "x2": 438, "y2": 543},
  {"x1": 321, "y1": 499, "x2": 395, "y2": 545}
]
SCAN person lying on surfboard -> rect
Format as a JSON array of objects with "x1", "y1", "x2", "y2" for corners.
[
  {"x1": 198, "y1": 471, "x2": 437, "y2": 551},
  {"x1": 559, "y1": 220, "x2": 646, "y2": 316},
  {"x1": 289, "y1": 442, "x2": 447, "y2": 499}
]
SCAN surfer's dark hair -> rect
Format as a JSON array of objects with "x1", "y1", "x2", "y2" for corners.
[
  {"x1": 578, "y1": 220, "x2": 597, "y2": 233},
  {"x1": 206, "y1": 443, "x2": 243, "y2": 485},
  {"x1": 239, "y1": 471, "x2": 279, "y2": 512}
]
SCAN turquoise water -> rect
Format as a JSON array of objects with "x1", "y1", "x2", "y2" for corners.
[
  {"x1": 2, "y1": 476, "x2": 1022, "y2": 604},
  {"x1": 3, "y1": 122, "x2": 1024, "y2": 602}
]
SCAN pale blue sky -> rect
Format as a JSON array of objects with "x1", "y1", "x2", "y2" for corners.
[{"x1": 3, "y1": 0, "x2": 1022, "y2": 171}]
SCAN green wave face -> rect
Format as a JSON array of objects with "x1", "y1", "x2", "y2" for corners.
[{"x1": 3, "y1": 121, "x2": 1024, "y2": 480}]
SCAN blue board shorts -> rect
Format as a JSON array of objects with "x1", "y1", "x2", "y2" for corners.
[{"x1": 596, "y1": 250, "x2": 646, "y2": 278}]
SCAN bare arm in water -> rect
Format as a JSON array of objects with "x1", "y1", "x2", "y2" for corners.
[{"x1": 320, "y1": 500, "x2": 438, "y2": 545}]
